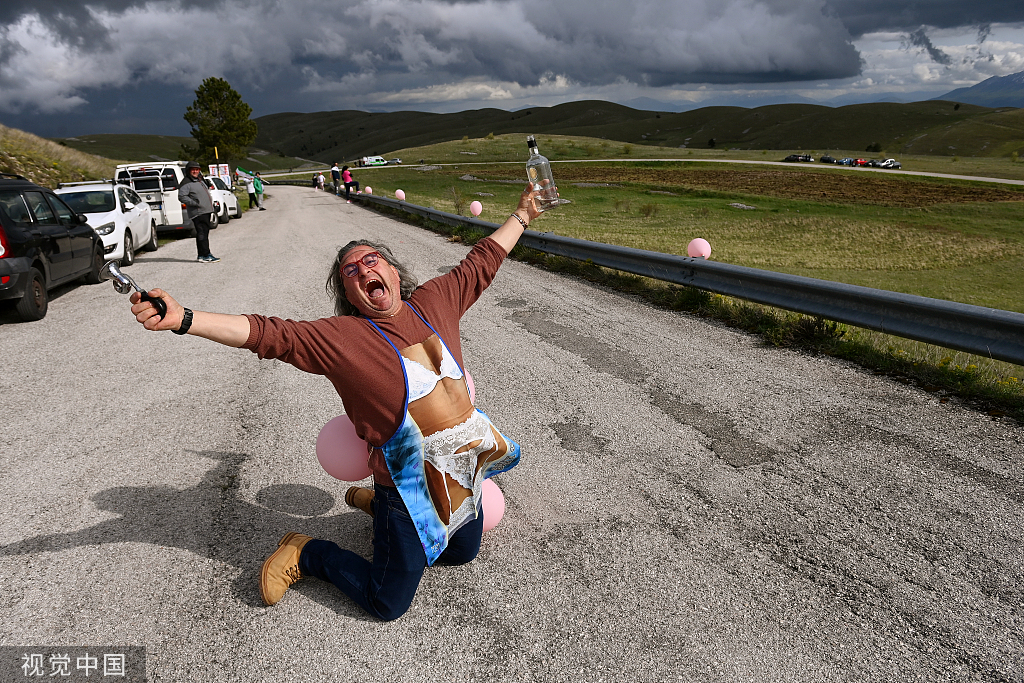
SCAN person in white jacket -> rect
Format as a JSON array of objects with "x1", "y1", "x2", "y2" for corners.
[{"x1": 243, "y1": 175, "x2": 257, "y2": 209}]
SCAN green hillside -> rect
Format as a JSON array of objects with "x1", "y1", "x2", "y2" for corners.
[
  {"x1": 1, "y1": 124, "x2": 122, "y2": 186},
  {"x1": 49, "y1": 133, "x2": 193, "y2": 162},
  {"x1": 252, "y1": 100, "x2": 1024, "y2": 163}
]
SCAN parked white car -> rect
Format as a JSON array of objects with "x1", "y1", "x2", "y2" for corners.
[
  {"x1": 880, "y1": 158, "x2": 902, "y2": 169},
  {"x1": 115, "y1": 161, "x2": 190, "y2": 236},
  {"x1": 54, "y1": 181, "x2": 157, "y2": 266},
  {"x1": 205, "y1": 176, "x2": 240, "y2": 224}
]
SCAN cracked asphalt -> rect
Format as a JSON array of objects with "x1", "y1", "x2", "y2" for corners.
[{"x1": 1, "y1": 185, "x2": 1021, "y2": 682}]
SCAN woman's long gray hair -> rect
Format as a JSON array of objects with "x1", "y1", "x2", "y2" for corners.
[{"x1": 326, "y1": 240, "x2": 418, "y2": 316}]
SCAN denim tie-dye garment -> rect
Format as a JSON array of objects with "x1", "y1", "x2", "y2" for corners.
[{"x1": 366, "y1": 305, "x2": 520, "y2": 565}]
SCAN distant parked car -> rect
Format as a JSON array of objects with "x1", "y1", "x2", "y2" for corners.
[
  {"x1": 204, "y1": 176, "x2": 240, "y2": 224},
  {"x1": 854, "y1": 158, "x2": 869, "y2": 166},
  {"x1": 880, "y1": 158, "x2": 902, "y2": 169},
  {"x1": 358, "y1": 156, "x2": 388, "y2": 167},
  {"x1": 836, "y1": 158, "x2": 855, "y2": 166},
  {"x1": 819, "y1": 155, "x2": 837, "y2": 164},
  {"x1": 387, "y1": 158, "x2": 402, "y2": 165},
  {"x1": 865, "y1": 159, "x2": 884, "y2": 168},
  {"x1": 0, "y1": 173, "x2": 104, "y2": 321},
  {"x1": 783, "y1": 154, "x2": 814, "y2": 163},
  {"x1": 55, "y1": 180, "x2": 157, "y2": 267}
]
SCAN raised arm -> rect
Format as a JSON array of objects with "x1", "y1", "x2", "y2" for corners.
[
  {"x1": 130, "y1": 289, "x2": 250, "y2": 348},
  {"x1": 487, "y1": 184, "x2": 548, "y2": 254}
]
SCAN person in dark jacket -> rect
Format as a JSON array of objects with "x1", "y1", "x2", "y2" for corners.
[{"x1": 178, "y1": 161, "x2": 220, "y2": 263}]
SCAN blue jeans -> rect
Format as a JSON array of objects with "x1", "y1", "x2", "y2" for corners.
[{"x1": 299, "y1": 484, "x2": 483, "y2": 620}]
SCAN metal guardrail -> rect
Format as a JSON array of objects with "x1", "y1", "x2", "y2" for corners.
[{"x1": 310, "y1": 187, "x2": 1024, "y2": 366}]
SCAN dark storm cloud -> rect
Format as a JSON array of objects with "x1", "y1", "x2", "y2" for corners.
[
  {"x1": 825, "y1": 0, "x2": 1024, "y2": 37},
  {"x1": 0, "y1": 1, "x2": 862, "y2": 102},
  {"x1": 905, "y1": 28, "x2": 952, "y2": 66},
  {"x1": 2, "y1": 0, "x2": 1021, "y2": 132},
  {"x1": 310, "y1": 0, "x2": 863, "y2": 89}
]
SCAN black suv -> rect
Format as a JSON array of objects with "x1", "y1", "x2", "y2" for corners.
[{"x1": 0, "y1": 173, "x2": 104, "y2": 321}]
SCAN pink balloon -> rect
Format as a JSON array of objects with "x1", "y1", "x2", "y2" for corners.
[
  {"x1": 363, "y1": 186, "x2": 372, "y2": 195},
  {"x1": 465, "y1": 370, "x2": 475, "y2": 403},
  {"x1": 687, "y1": 238, "x2": 712, "y2": 258},
  {"x1": 395, "y1": 189, "x2": 406, "y2": 201},
  {"x1": 315, "y1": 415, "x2": 371, "y2": 481},
  {"x1": 481, "y1": 478, "x2": 505, "y2": 531},
  {"x1": 469, "y1": 201, "x2": 483, "y2": 216}
]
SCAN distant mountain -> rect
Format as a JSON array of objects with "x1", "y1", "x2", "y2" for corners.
[
  {"x1": 935, "y1": 71, "x2": 1024, "y2": 108},
  {"x1": 252, "y1": 99, "x2": 1021, "y2": 162},
  {"x1": 622, "y1": 90, "x2": 953, "y2": 113}
]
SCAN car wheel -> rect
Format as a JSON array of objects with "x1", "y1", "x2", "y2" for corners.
[
  {"x1": 146, "y1": 220, "x2": 159, "y2": 251},
  {"x1": 122, "y1": 231, "x2": 135, "y2": 267},
  {"x1": 16, "y1": 268, "x2": 48, "y2": 321},
  {"x1": 220, "y1": 206, "x2": 230, "y2": 224},
  {"x1": 210, "y1": 212, "x2": 218, "y2": 228},
  {"x1": 84, "y1": 245, "x2": 105, "y2": 284}
]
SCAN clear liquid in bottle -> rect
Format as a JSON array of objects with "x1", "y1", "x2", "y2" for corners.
[{"x1": 526, "y1": 136, "x2": 561, "y2": 212}]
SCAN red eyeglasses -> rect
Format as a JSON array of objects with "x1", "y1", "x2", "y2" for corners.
[{"x1": 342, "y1": 251, "x2": 381, "y2": 278}]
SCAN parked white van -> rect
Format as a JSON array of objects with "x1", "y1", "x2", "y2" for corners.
[{"x1": 114, "y1": 162, "x2": 192, "y2": 236}]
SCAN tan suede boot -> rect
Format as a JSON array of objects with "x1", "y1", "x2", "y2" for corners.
[
  {"x1": 345, "y1": 486, "x2": 375, "y2": 517},
  {"x1": 259, "y1": 532, "x2": 313, "y2": 606}
]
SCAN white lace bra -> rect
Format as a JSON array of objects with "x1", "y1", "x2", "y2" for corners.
[{"x1": 402, "y1": 343, "x2": 464, "y2": 402}]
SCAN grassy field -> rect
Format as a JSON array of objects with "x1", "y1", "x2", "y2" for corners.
[
  {"x1": 283, "y1": 156, "x2": 1024, "y2": 314},
  {"x1": 362, "y1": 132, "x2": 1024, "y2": 181}
]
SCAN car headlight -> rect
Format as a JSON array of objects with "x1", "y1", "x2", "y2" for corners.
[{"x1": 93, "y1": 222, "x2": 116, "y2": 236}]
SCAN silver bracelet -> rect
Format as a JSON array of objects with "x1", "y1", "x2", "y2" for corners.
[{"x1": 510, "y1": 212, "x2": 528, "y2": 229}]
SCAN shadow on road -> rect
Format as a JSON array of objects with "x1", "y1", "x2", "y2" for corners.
[{"x1": 0, "y1": 449, "x2": 377, "y2": 619}]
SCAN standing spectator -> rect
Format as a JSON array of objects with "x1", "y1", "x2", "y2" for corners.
[
  {"x1": 243, "y1": 174, "x2": 258, "y2": 210},
  {"x1": 342, "y1": 165, "x2": 360, "y2": 203},
  {"x1": 254, "y1": 173, "x2": 267, "y2": 211},
  {"x1": 179, "y1": 161, "x2": 220, "y2": 263},
  {"x1": 330, "y1": 162, "x2": 341, "y2": 195},
  {"x1": 316, "y1": 172, "x2": 325, "y2": 192}
]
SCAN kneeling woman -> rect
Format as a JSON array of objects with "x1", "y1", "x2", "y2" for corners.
[{"x1": 128, "y1": 185, "x2": 545, "y2": 619}]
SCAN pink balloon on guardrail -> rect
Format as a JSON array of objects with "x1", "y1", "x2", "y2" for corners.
[
  {"x1": 687, "y1": 238, "x2": 712, "y2": 258},
  {"x1": 395, "y1": 189, "x2": 406, "y2": 200}
]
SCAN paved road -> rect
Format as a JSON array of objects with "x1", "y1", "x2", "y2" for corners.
[{"x1": 1, "y1": 186, "x2": 1022, "y2": 682}]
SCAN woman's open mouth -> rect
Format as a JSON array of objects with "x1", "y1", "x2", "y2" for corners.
[{"x1": 364, "y1": 278, "x2": 386, "y2": 302}]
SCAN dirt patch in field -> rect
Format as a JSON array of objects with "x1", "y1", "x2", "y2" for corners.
[{"x1": 473, "y1": 166, "x2": 1024, "y2": 207}]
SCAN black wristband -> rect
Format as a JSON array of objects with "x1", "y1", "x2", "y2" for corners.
[{"x1": 173, "y1": 308, "x2": 193, "y2": 335}]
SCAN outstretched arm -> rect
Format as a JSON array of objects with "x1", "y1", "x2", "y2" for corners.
[
  {"x1": 487, "y1": 183, "x2": 548, "y2": 254},
  {"x1": 130, "y1": 289, "x2": 250, "y2": 348}
]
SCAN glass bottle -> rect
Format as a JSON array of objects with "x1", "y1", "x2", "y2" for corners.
[{"x1": 525, "y1": 136, "x2": 561, "y2": 211}]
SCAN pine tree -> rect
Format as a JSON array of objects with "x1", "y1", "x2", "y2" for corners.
[{"x1": 180, "y1": 77, "x2": 258, "y2": 164}]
